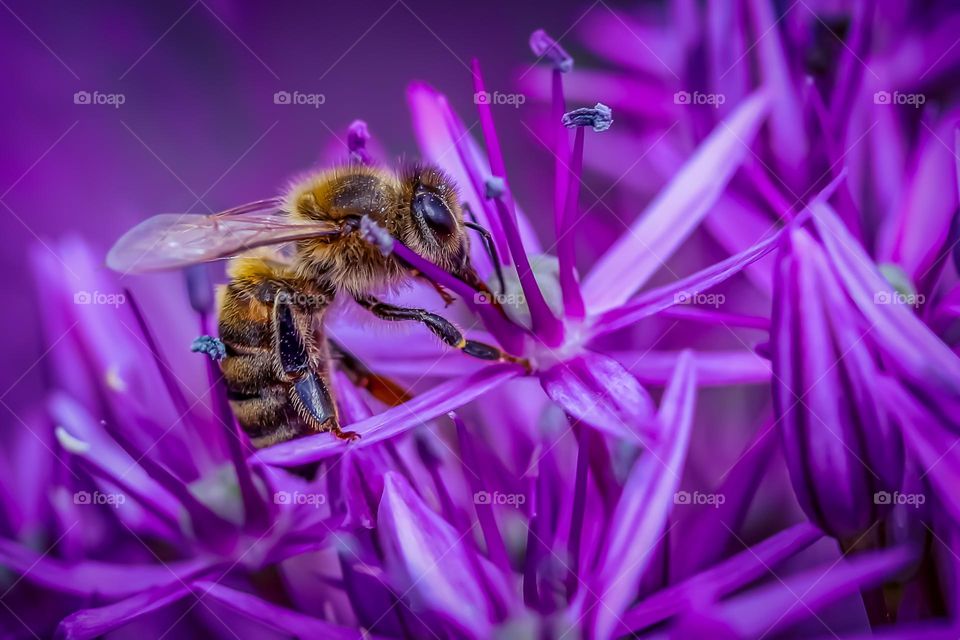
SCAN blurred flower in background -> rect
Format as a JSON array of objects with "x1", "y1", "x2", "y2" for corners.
[{"x1": 4, "y1": 0, "x2": 960, "y2": 638}]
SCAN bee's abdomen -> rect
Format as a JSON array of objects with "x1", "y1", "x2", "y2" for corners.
[{"x1": 217, "y1": 286, "x2": 299, "y2": 446}]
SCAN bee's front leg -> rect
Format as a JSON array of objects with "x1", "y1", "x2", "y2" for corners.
[
  {"x1": 353, "y1": 295, "x2": 528, "y2": 368},
  {"x1": 409, "y1": 269, "x2": 456, "y2": 307}
]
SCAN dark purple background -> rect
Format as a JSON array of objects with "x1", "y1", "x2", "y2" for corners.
[{"x1": 1, "y1": 0, "x2": 629, "y2": 417}]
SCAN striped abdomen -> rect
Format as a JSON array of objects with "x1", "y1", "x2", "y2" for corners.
[{"x1": 216, "y1": 260, "x2": 338, "y2": 448}]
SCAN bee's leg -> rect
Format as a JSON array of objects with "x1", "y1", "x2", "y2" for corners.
[
  {"x1": 191, "y1": 335, "x2": 226, "y2": 361},
  {"x1": 272, "y1": 296, "x2": 358, "y2": 441},
  {"x1": 354, "y1": 295, "x2": 528, "y2": 368},
  {"x1": 328, "y1": 339, "x2": 414, "y2": 406},
  {"x1": 463, "y1": 219, "x2": 506, "y2": 297},
  {"x1": 410, "y1": 270, "x2": 456, "y2": 307}
]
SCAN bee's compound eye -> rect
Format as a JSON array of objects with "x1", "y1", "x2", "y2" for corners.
[{"x1": 413, "y1": 192, "x2": 455, "y2": 240}]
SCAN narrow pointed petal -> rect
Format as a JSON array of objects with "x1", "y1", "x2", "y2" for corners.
[
  {"x1": 812, "y1": 202, "x2": 960, "y2": 418},
  {"x1": 703, "y1": 193, "x2": 776, "y2": 295},
  {"x1": 876, "y1": 121, "x2": 958, "y2": 283},
  {"x1": 679, "y1": 546, "x2": 915, "y2": 638},
  {"x1": 452, "y1": 414, "x2": 511, "y2": 573},
  {"x1": 196, "y1": 582, "x2": 369, "y2": 639},
  {"x1": 591, "y1": 172, "x2": 845, "y2": 338},
  {"x1": 876, "y1": 377, "x2": 960, "y2": 525},
  {"x1": 377, "y1": 472, "x2": 496, "y2": 636},
  {"x1": 590, "y1": 228, "x2": 781, "y2": 338},
  {"x1": 620, "y1": 523, "x2": 821, "y2": 634},
  {"x1": 587, "y1": 351, "x2": 697, "y2": 639},
  {"x1": 0, "y1": 539, "x2": 211, "y2": 598},
  {"x1": 582, "y1": 89, "x2": 770, "y2": 313},
  {"x1": 747, "y1": 0, "x2": 807, "y2": 176},
  {"x1": 50, "y1": 393, "x2": 181, "y2": 531},
  {"x1": 621, "y1": 349, "x2": 771, "y2": 387},
  {"x1": 257, "y1": 364, "x2": 521, "y2": 466},
  {"x1": 672, "y1": 420, "x2": 779, "y2": 578},
  {"x1": 540, "y1": 351, "x2": 655, "y2": 441},
  {"x1": 56, "y1": 578, "x2": 199, "y2": 639}
]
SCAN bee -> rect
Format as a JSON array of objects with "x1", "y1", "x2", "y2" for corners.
[{"x1": 108, "y1": 163, "x2": 517, "y2": 448}]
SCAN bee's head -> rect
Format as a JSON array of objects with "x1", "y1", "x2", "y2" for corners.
[{"x1": 394, "y1": 163, "x2": 471, "y2": 277}]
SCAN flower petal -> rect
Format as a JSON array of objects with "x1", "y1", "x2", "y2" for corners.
[
  {"x1": 196, "y1": 581, "x2": 368, "y2": 639},
  {"x1": 619, "y1": 523, "x2": 821, "y2": 634},
  {"x1": 590, "y1": 228, "x2": 781, "y2": 338},
  {"x1": 540, "y1": 351, "x2": 655, "y2": 441},
  {"x1": 50, "y1": 393, "x2": 181, "y2": 530},
  {"x1": 377, "y1": 472, "x2": 493, "y2": 635},
  {"x1": 586, "y1": 351, "x2": 696, "y2": 639},
  {"x1": 679, "y1": 546, "x2": 915, "y2": 638},
  {"x1": 671, "y1": 420, "x2": 780, "y2": 579},
  {"x1": 620, "y1": 349, "x2": 771, "y2": 387},
  {"x1": 582, "y1": 89, "x2": 770, "y2": 313},
  {"x1": 257, "y1": 364, "x2": 521, "y2": 467},
  {"x1": 590, "y1": 171, "x2": 845, "y2": 337},
  {"x1": 0, "y1": 538, "x2": 211, "y2": 599},
  {"x1": 56, "y1": 578, "x2": 198, "y2": 639},
  {"x1": 875, "y1": 120, "x2": 958, "y2": 283},
  {"x1": 747, "y1": 0, "x2": 807, "y2": 175},
  {"x1": 812, "y1": 201, "x2": 960, "y2": 419}
]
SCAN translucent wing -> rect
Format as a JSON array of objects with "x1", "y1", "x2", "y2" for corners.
[{"x1": 107, "y1": 199, "x2": 346, "y2": 273}]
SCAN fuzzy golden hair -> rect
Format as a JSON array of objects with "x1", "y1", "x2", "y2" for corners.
[{"x1": 282, "y1": 162, "x2": 471, "y2": 296}]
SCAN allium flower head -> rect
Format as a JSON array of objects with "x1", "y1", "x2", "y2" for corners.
[{"x1": 4, "y1": 2, "x2": 960, "y2": 639}]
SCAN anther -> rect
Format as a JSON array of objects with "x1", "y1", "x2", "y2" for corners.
[{"x1": 562, "y1": 103, "x2": 613, "y2": 132}]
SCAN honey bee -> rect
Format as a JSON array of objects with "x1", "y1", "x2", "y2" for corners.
[{"x1": 108, "y1": 163, "x2": 517, "y2": 448}]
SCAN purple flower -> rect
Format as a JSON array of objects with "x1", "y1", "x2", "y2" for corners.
[
  {"x1": 5, "y1": 4, "x2": 960, "y2": 640},
  {"x1": 772, "y1": 227, "x2": 904, "y2": 539}
]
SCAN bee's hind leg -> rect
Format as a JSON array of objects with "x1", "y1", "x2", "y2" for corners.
[
  {"x1": 328, "y1": 338, "x2": 414, "y2": 407},
  {"x1": 273, "y1": 295, "x2": 358, "y2": 442},
  {"x1": 191, "y1": 335, "x2": 226, "y2": 361}
]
